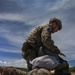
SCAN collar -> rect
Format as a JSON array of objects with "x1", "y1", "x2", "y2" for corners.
[{"x1": 48, "y1": 24, "x2": 53, "y2": 32}]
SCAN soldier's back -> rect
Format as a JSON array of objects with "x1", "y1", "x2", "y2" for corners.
[{"x1": 26, "y1": 24, "x2": 50, "y2": 48}]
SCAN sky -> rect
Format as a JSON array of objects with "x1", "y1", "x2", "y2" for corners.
[{"x1": 0, "y1": 0, "x2": 75, "y2": 68}]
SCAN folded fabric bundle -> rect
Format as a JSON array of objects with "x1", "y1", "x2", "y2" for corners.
[{"x1": 30, "y1": 55, "x2": 60, "y2": 70}]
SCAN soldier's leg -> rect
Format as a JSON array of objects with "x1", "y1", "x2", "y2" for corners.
[
  {"x1": 55, "y1": 57, "x2": 71, "y2": 75},
  {"x1": 26, "y1": 49, "x2": 38, "y2": 71},
  {"x1": 27, "y1": 61, "x2": 32, "y2": 71},
  {"x1": 59, "y1": 57, "x2": 70, "y2": 71},
  {"x1": 22, "y1": 46, "x2": 32, "y2": 71},
  {"x1": 22, "y1": 42, "x2": 37, "y2": 71}
]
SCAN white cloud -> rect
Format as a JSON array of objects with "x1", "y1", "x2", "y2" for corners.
[
  {"x1": 0, "y1": 13, "x2": 24, "y2": 21},
  {"x1": 0, "y1": 0, "x2": 75, "y2": 26},
  {"x1": 0, "y1": 48, "x2": 21, "y2": 53},
  {"x1": 0, "y1": 26, "x2": 26, "y2": 48},
  {"x1": 0, "y1": 58, "x2": 27, "y2": 68},
  {"x1": 3, "y1": 34, "x2": 25, "y2": 47}
]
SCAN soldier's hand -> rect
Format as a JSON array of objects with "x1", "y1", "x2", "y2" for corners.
[{"x1": 59, "y1": 52, "x2": 66, "y2": 57}]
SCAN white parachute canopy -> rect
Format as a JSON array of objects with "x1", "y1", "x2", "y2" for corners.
[{"x1": 30, "y1": 55, "x2": 60, "y2": 70}]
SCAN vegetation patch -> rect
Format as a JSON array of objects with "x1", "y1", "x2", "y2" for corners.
[{"x1": 69, "y1": 66, "x2": 75, "y2": 72}]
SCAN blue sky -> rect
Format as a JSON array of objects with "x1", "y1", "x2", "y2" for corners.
[{"x1": 0, "y1": 0, "x2": 75, "y2": 68}]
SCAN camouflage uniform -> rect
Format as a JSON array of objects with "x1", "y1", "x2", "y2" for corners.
[
  {"x1": 22, "y1": 18, "x2": 69, "y2": 72},
  {"x1": 22, "y1": 23, "x2": 62, "y2": 55}
]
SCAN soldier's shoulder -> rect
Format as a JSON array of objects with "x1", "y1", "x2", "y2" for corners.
[
  {"x1": 38, "y1": 24, "x2": 48, "y2": 27},
  {"x1": 30, "y1": 24, "x2": 50, "y2": 33},
  {"x1": 40, "y1": 24, "x2": 51, "y2": 31},
  {"x1": 32, "y1": 24, "x2": 47, "y2": 30}
]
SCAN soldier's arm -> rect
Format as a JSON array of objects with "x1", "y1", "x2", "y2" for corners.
[
  {"x1": 41, "y1": 27, "x2": 62, "y2": 54},
  {"x1": 51, "y1": 45, "x2": 66, "y2": 57}
]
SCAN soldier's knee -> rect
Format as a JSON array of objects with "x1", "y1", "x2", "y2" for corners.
[
  {"x1": 55, "y1": 61, "x2": 70, "y2": 75},
  {"x1": 27, "y1": 61, "x2": 32, "y2": 71}
]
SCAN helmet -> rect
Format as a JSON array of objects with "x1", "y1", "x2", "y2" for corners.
[{"x1": 49, "y1": 18, "x2": 62, "y2": 30}]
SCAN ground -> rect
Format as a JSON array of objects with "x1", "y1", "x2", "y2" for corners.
[
  {"x1": 0, "y1": 66, "x2": 75, "y2": 75},
  {"x1": 0, "y1": 73, "x2": 75, "y2": 75}
]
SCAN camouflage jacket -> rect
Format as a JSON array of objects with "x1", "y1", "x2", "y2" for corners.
[{"x1": 25, "y1": 24, "x2": 61, "y2": 55}]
